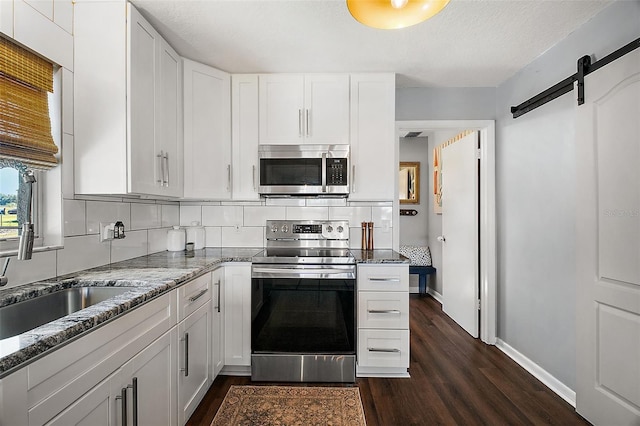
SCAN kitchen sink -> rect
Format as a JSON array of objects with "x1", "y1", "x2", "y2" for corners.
[{"x1": 0, "y1": 286, "x2": 135, "y2": 340}]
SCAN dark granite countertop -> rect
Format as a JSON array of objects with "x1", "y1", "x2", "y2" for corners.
[
  {"x1": 351, "y1": 249, "x2": 410, "y2": 264},
  {"x1": 0, "y1": 248, "x2": 260, "y2": 378},
  {"x1": 0, "y1": 247, "x2": 406, "y2": 377}
]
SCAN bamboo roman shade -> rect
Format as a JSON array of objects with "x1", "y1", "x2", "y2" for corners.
[{"x1": 0, "y1": 36, "x2": 58, "y2": 169}]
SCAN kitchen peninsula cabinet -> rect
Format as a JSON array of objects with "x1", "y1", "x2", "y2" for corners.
[
  {"x1": 183, "y1": 60, "x2": 231, "y2": 199},
  {"x1": 258, "y1": 74, "x2": 350, "y2": 145},
  {"x1": 349, "y1": 74, "x2": 396, "y2": 201},
  {"x1": 74, "y1": 2, "x2": 183, "y2": 197},
  {"x1": 356, "y1": 263, "x2": 410, "y2": 377}
]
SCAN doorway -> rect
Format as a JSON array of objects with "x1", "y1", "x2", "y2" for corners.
[{"x1": 395, "y1": 120, "x2": 496, "y2": 345}]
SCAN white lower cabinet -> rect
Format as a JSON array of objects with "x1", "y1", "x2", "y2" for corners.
[
  {"x1": 45, "y1": 376, "x2": 114, "y2": 426},
  {"x1": 177, "y1": 302, "x2": 211, "y2": 425},
  {"x1": 356, "y1": 264, "x2": 410, "y2": 377},
  {"x1": 119, "y1": 329, "x2": 177, "y2": 426},
  {"x1": 46, "y1": 328, "x2": 177, "y2": 426},
  {"x1": 223, "y1": 264, "x2": 252, "y2": 371},
  {"x1": 0, "y1": 272, "x2": 222, "y2": 426}
]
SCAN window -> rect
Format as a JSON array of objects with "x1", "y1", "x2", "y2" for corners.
[
  {"x1": 0, "y1": 165, "x2": 40, "y2": 246},
  {"x1": 0, "y1": 36, "x2": 55, "y2": 250}
]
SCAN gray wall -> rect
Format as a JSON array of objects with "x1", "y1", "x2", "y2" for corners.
[
  {"x1": 395, "y1": 0, "x2": 640, "y2": 392},
  {"x1": 495, "y1": 0, "x2": 640, "y2": 390},
  {"x1": 396, "y1": 87, "x2": 496, "y2": 120},
  {"x1": 399, "y1": 136, "x2": 430, "y2": 246}
]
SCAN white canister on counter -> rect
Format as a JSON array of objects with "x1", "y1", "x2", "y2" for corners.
[
  {"x1": 167, "y1": 226, "x2": 186, "y2": 251},
  {"x1": 186, "y1": 221, "x2": 206, "y2": 249}
]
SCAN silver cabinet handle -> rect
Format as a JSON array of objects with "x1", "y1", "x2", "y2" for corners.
[
  {"x1": 215, "y1": 280, "x2": 221, "y2": 313},
  {"x1": 351, "y1": 165, "x2": 356, "y2": 193},
  {"x1": 305, "y1": 109, "x2": 310, "y2": 136},
  {"x1": 368, "y1": 309, "x2": 401, "y2": 314},
  {"x1": 181, "y1": 332, "x2": 189, "y2": 377},
  {"x1": 369, "y1": 277, "x2": 400, "y2": 282},
  {"x1": 128, "y1": 378, "x2": 138, "y2": 426},
  {"x1": 367, "y1": 347, "x2": 401, "y2": 353},
  {"x1": 164, "y1": 152, "x2": 169, "y2": 187},
  {"x1": 227, "y1": 165, "x2": 231, "y2": 192},
  {"x1": 116, "y1": 387, "x2": 127, "y2": 426},
  {"x1": 157, "y1": 151, "x2": 165, "y2": 186},
  {"x1": 188, "y1": 288, "x2": 208, "y2": 303},
  {"x1": 298, "y1": 109, "x2": 303, "y2": 137},
  {"x1": 252, "y1": 165, "x2": 256, "y2": 190}
]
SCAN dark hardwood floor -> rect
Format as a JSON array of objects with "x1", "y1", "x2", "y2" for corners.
[{"x1": 187, "y1": 295, "x2": 590, "y2": 425}]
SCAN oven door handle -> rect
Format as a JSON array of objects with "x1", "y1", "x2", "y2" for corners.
[{"x1": 252, "y1": 266, "x2": 355, "y2": 279}]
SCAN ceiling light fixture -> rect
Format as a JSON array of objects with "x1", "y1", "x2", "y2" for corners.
[{"x1": 347, "y1": 0, "x2": 450, "y2": 30}]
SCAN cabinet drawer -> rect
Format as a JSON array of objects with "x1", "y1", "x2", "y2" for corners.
[
  {"x1": 177, "y1": 273, "x2": 211, "y2": 322},
  {"x1": 358, "y1": 292, "x2": 409, "y2": 329},
  {"x1": 357, "y1": 329, "x2": 409, "y2": 369},
  {"x1": 357, "y1": 265, "x2": 409, "y2": 292}
]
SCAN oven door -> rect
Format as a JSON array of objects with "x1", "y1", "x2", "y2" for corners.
[{"x1": 251, "y1": 264, "x2": 356, "y2": 382}]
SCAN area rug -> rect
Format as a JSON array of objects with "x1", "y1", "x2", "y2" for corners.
[{"x1": 210, "y1": 385, "x2": 366, "y2": 426}]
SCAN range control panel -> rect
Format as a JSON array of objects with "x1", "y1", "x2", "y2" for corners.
[{"x1": 266, "y1": 220, "x2": 349, "y2": 241}]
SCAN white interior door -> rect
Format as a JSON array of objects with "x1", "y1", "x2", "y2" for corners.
[
  {"x1": 441, "y1": 131, "x2": 479, "y2": 338},
  {"x1": 576, "y1": 48, "x2": 640, "y2": 424}
]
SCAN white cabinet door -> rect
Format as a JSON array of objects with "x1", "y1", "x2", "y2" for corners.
[
  {"x1": 258, "y1": 74, "x2": 350, "y2": 145},
  {"x1": 349, "y1": 74, "x2": 396, "y2": 201},
  {"x1": 304, "y1": 75, "x2": 350, "y2": 144},
  {"x1": 178, "y1": 302, "x2": 211, "y2": 425},
  {"x1": 121, "y1": 329, "x2": 177, "y2": 426},
  {"x1": 232, "y1": 74, "x2": 260, "y2": 200},
  {"x1": 128, "y1": 4, "x2": 159, "y2": 196},
  {"x1": 183, "y1": 59, "x2": 231, "y2": 199},
  {"x1": 211, "y1": 268, "x2": 225, "y2": 377},
  {"x1": 74, "y1": 2, "x2": 183, "y2": 197},
  {"x1": 259, "y1": 74, "x2": 304, "y2": 144},
  {"x1": 224, "y1": 264, "x2": 251, "y2": 366},
  {"x1": 157, "y1": 39, "x2": 183, "y2": 197},
  {"x1": 45, "y1": 376, "x2": 117, "y2": 426}
]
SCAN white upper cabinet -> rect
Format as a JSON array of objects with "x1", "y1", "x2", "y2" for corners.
[
  {"x1": 349, "y1": 73, "x2": 396, "y2": 201},
  {"x1": 74, "y1": 2, "x2": 183, "y2": 197},
  {"x1": 183, "y1": 59, "x2": 231, "y2": 199},
  {"x1": 258, "y1": 74, "x2": 350, "y2": 145},
  {"x1": 231, "y1": 74, "x2": 260, "y2": 200}
]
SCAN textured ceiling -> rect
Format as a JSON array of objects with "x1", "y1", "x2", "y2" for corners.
[{"x1": 131, "y1": 0, "x2": 613, "y2": 88}]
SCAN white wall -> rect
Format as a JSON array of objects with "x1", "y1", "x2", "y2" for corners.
[{"x1": 494, "y1": 0, "x2": 640, "y2": 390}]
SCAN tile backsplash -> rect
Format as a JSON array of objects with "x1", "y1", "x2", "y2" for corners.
[
  {"x1": 3, "y1": 197, "x2": 393, "y2": 289},
  {"x1": 3, "y1": 197, "x2": 180, "y2": 289},
  {"x1": 180, "y1": 199, "x2": 394, "y2": 250}
]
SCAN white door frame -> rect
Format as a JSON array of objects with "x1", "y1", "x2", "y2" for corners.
[{"x1": 395, "y1": 120, "x2": 497, "y2": 345}]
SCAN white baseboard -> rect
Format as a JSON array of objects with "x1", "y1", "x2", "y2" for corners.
[
  {"x1": 495, "y1": 338, "x2": 576, "y2": 407},
  {"x1": 427, "y1": 288, "x2": 443, "y2": 304}
]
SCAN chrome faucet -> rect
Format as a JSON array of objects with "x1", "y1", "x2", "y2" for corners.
[{"x1": 17, "y1": 170, "x2": 36, "y2": 261}]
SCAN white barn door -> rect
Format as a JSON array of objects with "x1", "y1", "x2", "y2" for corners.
[
  {"x1": 576, "y1": 47, "x2": 640, "y2": 424},
  {"x1": 441, "y1": 131, "x2": 479, "y2": 338}
]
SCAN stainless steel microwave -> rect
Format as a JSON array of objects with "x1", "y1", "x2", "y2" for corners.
[{"x1": 258, "y1": 145, "x2": 349, "y2": 196}]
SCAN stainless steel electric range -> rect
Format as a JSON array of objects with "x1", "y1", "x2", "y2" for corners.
[{"x1": 251, "y1": 220, "x2": 356, "y2": 383}]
